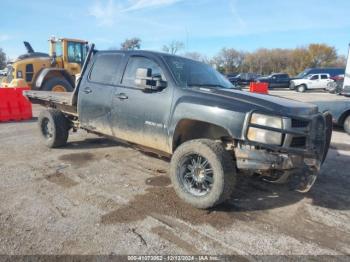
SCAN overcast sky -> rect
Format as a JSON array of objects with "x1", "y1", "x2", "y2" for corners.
[{"x1": 1, "y1": 0, "x2": 350, "y2": 59}]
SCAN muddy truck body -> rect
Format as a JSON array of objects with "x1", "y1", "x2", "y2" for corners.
[{"x1": 25, "y1": 46, "x2": 332, "y2": 209}]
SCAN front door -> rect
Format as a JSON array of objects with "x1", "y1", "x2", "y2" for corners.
[
  {"x1": 78, "y1": 52, "x2": 124, "y2": 136},
  {"x1": 111, "y1": 55, "x2": 173, "y2": 153},
  {"x1": 308, "y1": 75, "x2": 320, "y2": 89}
]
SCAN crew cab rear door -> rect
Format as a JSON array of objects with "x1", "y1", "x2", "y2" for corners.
[
  {"x1": 78, "y1": 52, "x2": 124, "y2": 135},
  {"x1": 111, "y1": 54, "x2": 173, "y2": 153},
  {"x1": 320, "y1": 74, "x2": 332, "y2": 88}
]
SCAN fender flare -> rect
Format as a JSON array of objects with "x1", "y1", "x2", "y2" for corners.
[{"x1": 33, "y1": 68, "x2": 75, "y2": 90}]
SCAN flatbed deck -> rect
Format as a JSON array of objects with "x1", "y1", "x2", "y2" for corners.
[
  {"x1": 24, "y1": 90, "x2": 77, "y2": 115},
  {"x1": 24, "y1": 91, "x2": 73, "y2": 105}
]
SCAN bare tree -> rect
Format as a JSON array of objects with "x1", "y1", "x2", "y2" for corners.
[
  {"x1": 162, "y1": 41, "x2": 184, "y2": 54},
  {"x1": 211, "y1": 48, "x2": 245, "y2": 74},
  {"x1": 120, "y1": 38, "x2": 142, "y2": 50}
]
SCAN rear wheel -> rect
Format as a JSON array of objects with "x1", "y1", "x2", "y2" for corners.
[
  {"x1": 344, "y1": 115, "x2": 350, "y2": 135},
  {"x1": 38, "y1": 109, "x2": 70, "y2": 148},
  {"x1": 170, "y1": 139, "x2": 236, "y2": 209},
  {"x1": 42, "y1": 78, "x2": 73, "y2": 92},
  {"x1": 297, "y1": 84, "x2": 306, "y2": 93}
]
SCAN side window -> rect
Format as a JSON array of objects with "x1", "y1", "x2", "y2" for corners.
[
  {"x1": 310, "y1": 75, "x2": 319, "y2": 80},
  {"x1": 56, "y1": 42, "x2": 63, "y2": 57},
  {"x1": 122, "y1": 56, "x2": 165, "y2": 88},
  {"x1": 89, "y1": 53, "x2": 123, "y2": 85},
  {"x1": 321, "y1": 74, "x2": 328, "y2": 79},
  {"x1": 25, "y1": 64, "x2": 34, "y2": 82}
]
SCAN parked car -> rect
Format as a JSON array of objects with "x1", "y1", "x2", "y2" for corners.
[
  {"x1": 330, "y1": 74, "x2": 344, "y2": 82},
  {"x1": 297, "y1": 68, "x2": 345, "y2": 79},
  {"x1": 256, "y1": 73, "x2": 292, "y2": 89},
  {"x1": 227, "y1": 73, "x2": 260, "y2": 86},
  {"x1": 24, "y1": 46, "x2": 332, "y2": 209},
  {"x1": 290, "y1": 74, "x2": 334, "y2": 92},
  {"x1": 326, "y1": 75, "x2": 345, "y2": 94},
  {"x1": 0, "y1": 69, "x2": 7, "y2": 77},
  {"x1": 310, "y1": 99, "x2": 350, "y2": 135}
]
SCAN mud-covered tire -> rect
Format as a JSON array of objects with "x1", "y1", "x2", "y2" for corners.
[
  {"x1": 42, "y1": 77, "x2": 73, "y2": 92},
  {"x1": 170, "y1": 139, "x2": 236, "y2": 209},
  {"x1": 297, "y1": 84, "x2": 306, "y2": 93},
  {"x1": 38, "y1": 109, "x2": 70, "y2": 148},
  {"x1": 344, "y1": 115, "x2": 350, "y2": 135}
]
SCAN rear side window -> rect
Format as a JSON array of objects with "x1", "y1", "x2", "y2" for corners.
[
  {"x1": 321, "y1": 74, "x2": 328, "y2": 79},
  {"x1": 89, "y1": 53, "x2": 123, "y2": 85}
]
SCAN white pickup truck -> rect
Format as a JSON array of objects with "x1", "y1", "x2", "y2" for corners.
[{"x1": 290, "y1": 74, "x2": 334, "y2": 92}]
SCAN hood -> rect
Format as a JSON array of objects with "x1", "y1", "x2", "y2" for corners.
[
  {"x1": 191, "y1": 87, "x2": 318, "y2": 116},
  {"x1": 291, "y1": 78, "x2": 307, "y2": 84}
]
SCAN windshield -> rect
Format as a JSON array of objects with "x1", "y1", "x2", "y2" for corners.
[
  {"x1": 297, "y1": 69, "x2": 310, "y2": 78},
  {"x1": 164, "y1": 56, "x2": 235, "y2": 89},
  {"x1": 67, "y1": 41, "x2": 87, "y2": 65}
]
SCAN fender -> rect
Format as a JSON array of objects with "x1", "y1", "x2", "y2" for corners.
[
  {"x1": 168, "y1": 96, "x2": 247, "y2": 151},
  {"x1": 33, "y1": 68, "x2": 75, "y2": 90}
]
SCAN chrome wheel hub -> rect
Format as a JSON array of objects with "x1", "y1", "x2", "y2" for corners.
[{"x1": 179, "y1": 154, "x2": 214, "y2": 196}]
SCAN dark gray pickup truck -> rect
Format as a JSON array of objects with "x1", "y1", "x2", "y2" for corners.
[{"x1": 25, "y1": 46, "x2": 332, "y2": 209}]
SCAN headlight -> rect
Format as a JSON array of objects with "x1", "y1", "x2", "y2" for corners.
[
  {"x1": 248, "y1": 113, "x2": 283, "y2": 145},
  {"x1": 250, "y1": 113, "x2": 282, "y2": 129},
  {"x1": 247, "y1": 127, "x2": 282, "y2": 145}
]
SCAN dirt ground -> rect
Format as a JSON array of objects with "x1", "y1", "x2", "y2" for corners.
[{"x1": 0, "y1": 91, "x2": 350, "y2": 256}]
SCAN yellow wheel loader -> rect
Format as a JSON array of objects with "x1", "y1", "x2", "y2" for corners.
[{"x1": 1, "y1": 37, "x2": 88, "y2": 92}]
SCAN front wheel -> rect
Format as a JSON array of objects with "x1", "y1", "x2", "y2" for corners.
[
  {"x1": 170, "y1": 139, "x2": 236, "y2": 209},
  {"x1": 297, "y1": 85, "x2": 306, "y2": 93}
]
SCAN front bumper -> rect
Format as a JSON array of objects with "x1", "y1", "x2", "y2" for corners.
[{"x1": 234, "y1": 112, "x2": 333, "y2": 190}]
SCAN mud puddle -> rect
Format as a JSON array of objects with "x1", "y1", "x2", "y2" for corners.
[
  {"x1": 145, "y1": 175, "x2": 171, "y2": 187},
  {"x1": 100, "y1": 179, "x2": 263, "y2": 229},
  {"x1": 45, "y1": 172, "x2": 78, "y2": 188},
  {"x1": 58, "y1": 152, "x2": 95, "y2": 167}
]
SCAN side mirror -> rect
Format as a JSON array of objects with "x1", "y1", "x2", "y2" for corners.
[{"x1": 135, "y1": 68, "x2": 167, "y2": 91}]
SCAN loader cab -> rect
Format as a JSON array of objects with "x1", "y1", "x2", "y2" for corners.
[{"x1": 50, "y1": 38, "x2": 88, "y2": 76}]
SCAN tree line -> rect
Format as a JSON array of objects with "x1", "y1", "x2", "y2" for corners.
[{"x1": 118, "y1": 38, "x2": 346, "y2": 76}]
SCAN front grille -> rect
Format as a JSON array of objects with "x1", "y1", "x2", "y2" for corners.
[
  {"x1": 291, "y1": 119, "x2": 309, "y2": 128},
  {"x1": 290, "y1": 136, "x2": 307, "y2": 148}
]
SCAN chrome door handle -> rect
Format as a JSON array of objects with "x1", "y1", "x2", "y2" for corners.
[
  {"x1": 115, "y1": 93, "x2": 128, "y2": 100},
  {"x1": 83, "y1": 88, "x2": 92, "y2": 94}
]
